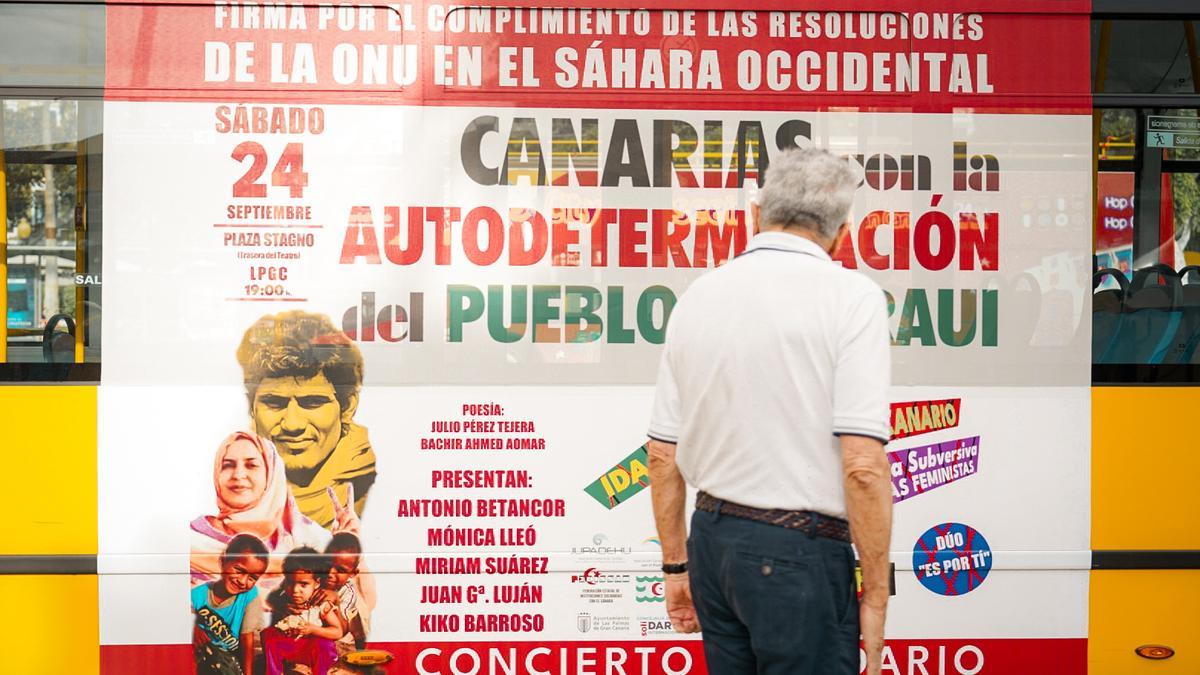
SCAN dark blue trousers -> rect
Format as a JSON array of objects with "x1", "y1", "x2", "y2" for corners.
[{"x1": 688, "y1": 507, "x2": 860, "y2": 675}]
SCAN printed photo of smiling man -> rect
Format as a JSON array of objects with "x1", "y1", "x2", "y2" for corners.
[{"x1": 236, "y1": 311, "x2": 376, "y2": 530}]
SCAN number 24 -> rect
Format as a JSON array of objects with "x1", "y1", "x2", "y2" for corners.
[{"x1": 232, "y1": 142, "x2": 308, "y2": 198}]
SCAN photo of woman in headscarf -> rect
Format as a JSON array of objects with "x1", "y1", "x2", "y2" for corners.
[{"x1": 190, "y1": 431, "x2": 352, "y2": 586}]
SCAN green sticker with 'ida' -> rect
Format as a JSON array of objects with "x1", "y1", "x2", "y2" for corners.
[{"x1": 584, "y1": 445, "x2": 650, "y2": 509}]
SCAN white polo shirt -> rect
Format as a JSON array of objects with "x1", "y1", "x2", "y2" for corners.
[{"x1": 648, "y1": 231, "x2": 891, "y2": 518}]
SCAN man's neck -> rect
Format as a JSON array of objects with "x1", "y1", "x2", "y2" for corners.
[
  {"x1": 760, "y1": 226, "x2": 831, "y2": 251},
  {"x1": 286, "y1": 465, "x2": 321, "y2": 489}
]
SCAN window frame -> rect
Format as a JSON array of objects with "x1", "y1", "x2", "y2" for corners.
[
  {"x1": 1092, "y1": 10, "x2": 1200, "y2": 384},
  {"x1": 2, "y1": 93, "x2": 103, "y2": 382}
]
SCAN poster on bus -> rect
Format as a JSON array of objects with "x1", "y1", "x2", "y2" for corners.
[{"x1": 97, "y1": 2, "x2": 1093, "y2": 673}]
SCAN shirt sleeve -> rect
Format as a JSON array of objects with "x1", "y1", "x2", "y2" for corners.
[
  {"x1": 241, "y1": 592, "x2": 266, "y2": 634},
  {"x1": 647, "y1": 341, "x2": 681, "y2": 444},
  {"x1": 832, "y1": 286, "x2": 891, "y2": 443},
  {"x1": 340, "y1": 583, "x2": 359, "y2": 620}
]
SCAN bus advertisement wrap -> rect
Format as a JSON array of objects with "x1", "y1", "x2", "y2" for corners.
[{"x1": 97, "y1": 2, "x2": 1092, "y2": 673}]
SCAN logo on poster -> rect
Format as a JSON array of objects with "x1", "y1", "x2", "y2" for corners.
[
  {"x1": 634, "y1": 536, "x2": 665, "y2": 569},
  {"x1": 635, "y1": 576, "x2": 665, "y2": 602},
  {"x1": 583, "y1": 446, "x2": 652, "y2": 509},
  {"x1": 572, "y1": 567, "x2": 630, "y2": 604},
  {"x1": 570, "y1": 568, "x2": 630, "y2": 585},
  {"x1": 639, "y1": 617, "x2": 675, "y2": 636},
  {"x1": 571, "y1": 533, "x2": 633, "y2": 557},
  {"x1": 572, "y1": 567, "x2": 603, "y2": 585},
  {"x1": 568, "y1": 564, "x2": 633, "y2": 581},
  {"x1": 574, "y1": 613, "x2": 631, "y2": 634}
]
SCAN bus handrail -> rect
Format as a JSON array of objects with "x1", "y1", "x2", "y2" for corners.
[
  {"x1": 75, "y1": 138, "x2": 87, "y2": 363},
  {"x1": 42, "y1": 313, "x2": 75, "y2": 364}
]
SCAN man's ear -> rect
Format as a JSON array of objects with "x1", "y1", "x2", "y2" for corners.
[
  {"x1": 341, "y1": 392, "x2": 359, "y2": 423},
  {"x1": 829, "y1": 221, "x2": 850, "y2": 255},
  {"x1": 750, "y1": 201, "x2": 761, "y2": 235},
  {"x1": 248, "y1": 396, "x2": 266, "y2": 433}
]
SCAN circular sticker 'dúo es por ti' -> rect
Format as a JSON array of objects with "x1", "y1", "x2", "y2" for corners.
[{"x1": 911, "y1": 522, "x2": 993, "y2": 596}]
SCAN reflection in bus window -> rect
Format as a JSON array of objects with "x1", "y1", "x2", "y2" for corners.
[
  {"x1": 1093, "y1": 107, "x2": 1200, "y2": 374},
  {"x1": 0, "y1": 3, "x2": 104, "y2": 88}
]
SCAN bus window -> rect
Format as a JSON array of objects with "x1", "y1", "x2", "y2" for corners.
[
  {"x1": 1, "y1": 3, "x2": 103, "y2": 380},
  {"x1": 1091, "y1": 20, "x2": 1197, "y2": 95},
  {"x1": 0, "y1": 3, "x2": 104, "y2": 89},
  {"x1": 1092, "y1": 16, "x2": 1200, "y2": 381},
  {"x1": 1091, "y1": 106, "x2": 1200, "y2": 379}
]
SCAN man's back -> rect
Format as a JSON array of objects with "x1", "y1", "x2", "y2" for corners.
[{"x1": 650, "y1": 231, "x2": 890, "y2": 517}]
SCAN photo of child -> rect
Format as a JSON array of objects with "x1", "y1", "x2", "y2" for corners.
[
  {"x1": 321, "y1": 533, "x2": 375, "y2": 657},
  {"x1": 192, "y1": 534, "x2": 270, "y2": 675},
  {"x1": 261, "y1": 547, "x2": 347, "y2": 675}
]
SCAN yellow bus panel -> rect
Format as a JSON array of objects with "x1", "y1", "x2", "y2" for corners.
[
  {"x1": 1089, "y1": 570, "x2": 1200, "y2": 674},
  {"x1": 1092, "y1": 387, "x2": 1200, "y2": 549},
  {"x1": 0, "y1": 575, "x2": 98, "y2": 675},
  {"x1": 0, "y1": 385, "x2": 97, "y2": 555}
]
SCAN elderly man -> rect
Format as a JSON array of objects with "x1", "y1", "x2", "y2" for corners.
[
  {"x1": 237, "y1": 310, "x2": 376, "y2": 530},
  {"x1": 647, "y1": 148, "x2": 893, "y2": 675}
]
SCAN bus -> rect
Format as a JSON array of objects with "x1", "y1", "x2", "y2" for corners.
[{"x1": 2, "y1": 1, "x2": 1198, "y2": 673}]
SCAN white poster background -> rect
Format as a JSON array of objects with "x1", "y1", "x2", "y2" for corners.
[
  {"x1": 99, "y1": 101, "x2": 1091, "y2": 653},
  {"x1": 98, "y1": 384, "x2": 1088, "y2": 644}
]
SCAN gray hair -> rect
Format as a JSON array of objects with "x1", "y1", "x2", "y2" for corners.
[{"x1": 758, "y1": 148, "x2": 857, "y2": 240}]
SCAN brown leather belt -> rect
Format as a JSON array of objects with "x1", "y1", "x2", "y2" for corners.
[{"x1": 695, "y1": 491, "x2": 852, "y2": 543}]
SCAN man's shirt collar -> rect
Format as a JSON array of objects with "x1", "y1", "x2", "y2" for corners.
[{"x1": 744, "y1": 231, "x2": 833, "y2": 262}]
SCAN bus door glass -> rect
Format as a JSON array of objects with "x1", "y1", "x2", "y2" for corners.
[{"x1": 2, "y1": 98, "x2": 102, "y2": 366}]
